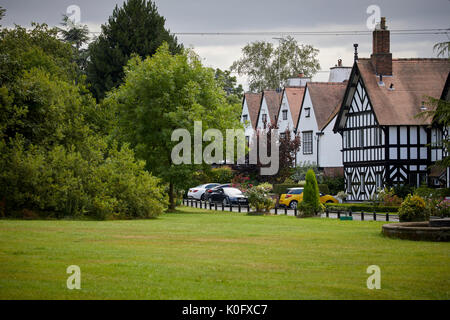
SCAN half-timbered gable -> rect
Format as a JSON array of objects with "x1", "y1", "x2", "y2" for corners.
[{"x1": 334, "y1": 18, "x2": 450, "y2": 201}]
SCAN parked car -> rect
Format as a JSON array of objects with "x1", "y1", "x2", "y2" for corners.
[
  {"x1": 203, "y1": 184, "x2": 231, "y2": 202},
  {"x1": 279, "y1": 187, "x2": 338, "y2": 209},
  {"x1": 187, "y1": 183, "x2": 220, "y2": 200},
  {"x1": 208, "y1": 187, "x2": 249, "y2": 206}
]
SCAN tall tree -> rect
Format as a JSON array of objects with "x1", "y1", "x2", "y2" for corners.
[
  {"x1": 433, "y1": 41, "x2": 450, "y2": 58},
  {"x1": 109, "y1": 43, "x2": 242, "y2": 209},
  {"x1": 214, "y1": 68, "x2": 244, "y2": 105},
  {"x1": 58, "y1": 15, "x2": 90, "y2": 77},
  {"x1": 231, "y1": 36, "x2": 320, "y2": 92},
  {"x1": 87, "y1": 0, "x2": 182, "y2": 100}
]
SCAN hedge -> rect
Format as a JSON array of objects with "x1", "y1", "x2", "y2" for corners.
[
  {"x1": 324, "y1": 203, "x2": 399, "y2": 213},
  {"x1": 273, "y1": 183, "x2": 305, "y2": 195},
  {"x1": 318, "y1": 184, "x2": 330, "y2": 195}
]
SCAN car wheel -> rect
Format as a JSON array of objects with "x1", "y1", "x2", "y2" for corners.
[
  {"x1": 223, "y1": 198, "x2": 229, "y2": 206},
  {"x1": 200, "y1": 194, "x2": 205, "y2": 201},
  {"x1": 326, "y1": 200, "x2": 334, "y2": 204},
  {"x1": 289, "y1": 200, "x2": 298, "y2": 209}
]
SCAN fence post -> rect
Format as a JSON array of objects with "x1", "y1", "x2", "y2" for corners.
[
  {"x1": 230, "y1": 203, "x2": 233, "y2": 212},
  {"x1": 361, "y1": 211, "x2": 364, "y2": 221},
  {"x1": 294, "y1": 208, "x2": 297, "y2": 216},
  {"x1": 195, "y1": 200, "x2": 198, "y2": 208},
  {"x1": 214, "y1": 203, "x2": 217, "y2": 211},
  {"x1": 386, "y1": 213, "x2": 389, "y2": 221},
  {"x1": 285, "y1": 207, "x2": 287, "y2": 215},
  {"x1": 238, "y1": 204, "x2": 241, "y2": 213},
  {"x1": 349, "y1": 209, "x2": 352, "y2": 217},
  {"x1": 373, "y1": 211, "x2": 377, "y2": 221},
  {"x1": 337, "y1": 211, "x2": 341, "y2": 219},
  {"x1": 247, "y1": 205, "x2": 250, "y2": 213},
  {"x1": 326, "y1": 208, "x2": 329, "y2": 218},
  {"x1": 222, "y1": 202, "x2": 224, "y2": 211},
  {"x1": 275, "y1": 206, "x2": 278, "y2": 215}
]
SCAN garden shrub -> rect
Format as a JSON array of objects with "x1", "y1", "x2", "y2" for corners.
[
  {"x1": 209, "y1": 167, "x2": 234, "y2": 184},
  {"x1": 398, "y1": 195, "x2": 428, "y2": 222},
  {"x1": 245, "y1": 184, "x2": 275, "y2": 213},
  {"x1": 324, "y1": 203, "x2": 399, "y2": 213},
  {"x1": 299, "y1": 169, "x2": 323, "y2": 216},
  {"x1": 318, "y1": 184, "x2": 330, "y2": 195},
  {"x1": 322, "y1": 176, "x2": 344, "y2": 195}
]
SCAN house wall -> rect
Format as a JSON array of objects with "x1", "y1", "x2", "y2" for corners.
[
  {"x1": 240, "y1": 99, "x2": 254, "y2": 139},
  {"x1": 296, "y1": 89, "x2": 318, "y2": 166},
  {"x1": 318, "y1": 116, "x2": 343, "y2": 168},
  {"x1": 277, "y1": 91, "x2": 295, "y2": 135},
  {"x1": 256, "y1": 97, "x2": 271, "y2": 130}
]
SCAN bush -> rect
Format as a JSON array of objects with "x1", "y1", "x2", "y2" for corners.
[
  {"x1": 245, "y1": 184, "x2": 275, "y2": 213},
  {"x1": 322, "y1": 176, "x2": 344, "y2": 195},
  {"x1": 393, "y1": 184, "x2": 414, "y2": 199},
  {"x1": 0, "y1": 138, "x2": 167, "y2": 219},
  {"x1": 300, "y1": 169, "x2": 322, "y2": 216},
  {"x1": 398, "y1": 195, "x2": 428, "y2": 222},
  {"x1": 324, "y1": 203, "x2": 399, "y2": 213},
  {"x1": 208, "y1": 167, "x2": 234, "y2": 184},
  {"x1": 291, "y1": 161, "x2": 323, "y2": 183},
  {"x1": 318, "y1": 184, "x2": 330, "y2": 195},
  {"x1": 273, "y1": 183, "x2": 305, "y2": 195}
]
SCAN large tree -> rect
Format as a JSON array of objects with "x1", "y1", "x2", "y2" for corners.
[
  {"x1": 87, "y1": 0, "x2": 182, "y2": 100},
  {"x1": 214, "y1": 68, "x2": 244, "y2": 105},
  {"x1": 109, "y1": 43, "x2": 242, "y2": 209},
  {"x1": 231, "y1": 36, "x2": 320, "y2": 92}
]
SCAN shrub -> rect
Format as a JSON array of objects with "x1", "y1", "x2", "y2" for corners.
[
  {"x1": 393, "y1": 184, "x2": 414, "y2": 199},
  {"x1": 273, "y1": 183, "x2": 305, "y2": 195},
  {"x1": 398, "y1": 194, "x2": 428, "y2": 222},
  {"x1": 209, "y1": 167, "x2": 234, "y2": 184},
  {"x1": 291, "y1": 161, "x2": 323, "y2": 183},
  {"x1": 300, "y1": 169, "x2": 322, "y2": 216},
  {"x1": 324, "y1": 203, "x2": 399, "y2": 213},
  {"x1": 318, "y1": 184, "x2": 330, "y2": 195},
  {"x1": 336, "y1": 191, "x2": 348, "y2": 202},
  {"x1": 245, "y1": 185, "x2": 275, "y2": 213},
  {"x1": 231, "y1": 173, "x2": 252, "y2": 192},
  {"x1": 322, "y1": 176, "x2": 345, "y2": 195},
  {"x1": 377, "y1": 187, "x2": 403, "y2": 206}
]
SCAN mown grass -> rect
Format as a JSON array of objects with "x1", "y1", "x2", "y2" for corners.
[{"x1": 0, "y1": 206, "x2": 448, "y2": 299}]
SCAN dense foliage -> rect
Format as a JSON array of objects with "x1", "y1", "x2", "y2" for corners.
[
  {"x1": 110, "y1": 43, "x2": 242, "y2": 209},
  {"x1": 87, "y1": 0, "x2": 182, "y2": 100},
  {"x1": 245, "y1": 183, "x2": 275, "y2": 213},
  {"x1": 398, "y1": 195, "x2": 429, "y2": 222},
  {"x1": 0, "y1": 22, "x2": 167, "y2": 219}
]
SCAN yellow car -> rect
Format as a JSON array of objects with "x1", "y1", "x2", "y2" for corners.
[{"x1": 279, "y1": 187, "x2": 338, "y2": 209}]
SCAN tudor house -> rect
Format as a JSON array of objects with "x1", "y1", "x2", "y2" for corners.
[
  {"x1": 333, "y1": 17, "x2": 450, "y2": 201},
  {"x1": 295, "y1": 82, "x2": 347, "y2": 175}
]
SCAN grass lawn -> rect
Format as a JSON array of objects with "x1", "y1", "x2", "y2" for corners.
[{"x1": 0, "y1": 206, "x2": 448, "y2": 300}]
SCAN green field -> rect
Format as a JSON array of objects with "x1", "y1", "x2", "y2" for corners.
[{"x1": 0, "y1": 206, "x2": 448, "y2": 299}]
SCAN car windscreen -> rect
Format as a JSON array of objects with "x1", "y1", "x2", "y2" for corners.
[
  {"x1": 206, "y1": 183, "x2": 220, "y2": 189},
  {"x1": 287, "y1": 188, "x2": 303, "y2": 194},
  {"x1": 224, "y1": 188, "x2": 243, "y2": 196}
]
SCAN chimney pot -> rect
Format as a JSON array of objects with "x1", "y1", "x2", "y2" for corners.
[
  {"x1": 380, "y1": 17, "x2": 386, "y2": 30},
  {"x1": 338, "y1": 59, "x2": 342, "y2": 67}
]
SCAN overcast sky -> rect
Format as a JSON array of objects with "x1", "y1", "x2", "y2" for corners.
[{"x1": 1, "y1": 0, "x2": 449, "y2": 88}]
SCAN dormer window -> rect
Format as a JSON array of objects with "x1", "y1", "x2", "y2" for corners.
[
  {"x1": 262, "y1": 114, "x2": 267, "y2": 123},
  {"x1": 305, "y1": 108, "x2": 311, "y2": 118},
  {"x1": 243, "y1": 114, "x2": 248, "y2": 122},
  {"x1": 282, "y1": 110, "x2": 288, "y2": 120}
]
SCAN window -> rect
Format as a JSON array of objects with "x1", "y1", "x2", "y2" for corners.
[
  {"x1": 245, "y1": 136, "x2": 250, "y2": 148},
  {"x1": 302, "y1": 131, "x2": 313, "y2": 154},
  {"x1": 305, "y1": 108, "x2": 311, "y2": 118},
  {"x1": 242, "y1": 114, "x2": 248, "y2": 122},
  {"x1": 280, "y1": 132, "x2": 286, "y2": 140},
  {"x1": 288, "y1": 188, "x2": 304, "y2": 195},
  {"x1": 262, "y1": 114, "x2": 267, "y2": 123},
  {"x1": 282, "y1": 110, "x2": 288, "y2": 120}
]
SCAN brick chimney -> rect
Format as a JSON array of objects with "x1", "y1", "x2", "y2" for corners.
[{"x1": 371, "y1": 17, "x2": 392, "y2": 76}]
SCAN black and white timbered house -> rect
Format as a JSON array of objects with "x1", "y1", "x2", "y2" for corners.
[{"x1": 333, "y1": 18, "x2": 450, "y2": 201}]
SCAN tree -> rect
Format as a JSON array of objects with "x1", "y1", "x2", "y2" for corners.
[
  {"x1": 214, "y1": 68, "x2": 243, "y2": 105},
  {"x1": 434, "y1": 41, "x2": 450, "y2": 58},
  {"x1": 231, "y1": 36, "x2": 320, "y2": 92},
  {"x1": 58, "y1": 14, "x2": 90, "y2": 76},
  {"x1": 300, "y1": 169, "x2": 321, "y2": 216},
  {"x1": 0, "y1": 6, "x2": 5, "y2": 25},
  {"x1": 109, "y1": 43, "x2": 242, "y2": 209},
  {"x1": 87, "y1": 0, "x2": 182, "y2": 100}
]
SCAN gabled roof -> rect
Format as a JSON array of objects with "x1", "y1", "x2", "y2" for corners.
[
  {"x1": 298, "y1": 82, "x2": 347, "y2": 131},
  {"x1": 257, "y1": 90, "x2": 282, "y2": 125},
  {"x1": 243, "y1": 92, "x2": 262, "y2": 129},
  {"x1": 280, "y1": 87, "x2": 306, "y2": 128},
  {"x1": 335, "y1": 58, "x2": 450, "y2": 130}
]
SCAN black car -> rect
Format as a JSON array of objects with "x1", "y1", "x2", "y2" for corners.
[
  {"x1": 203, "y1": 183, "x2": 231, "y2": 202},
  {"x1": 208, "y1": 187, "x2": 248, "y2": 206}
]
